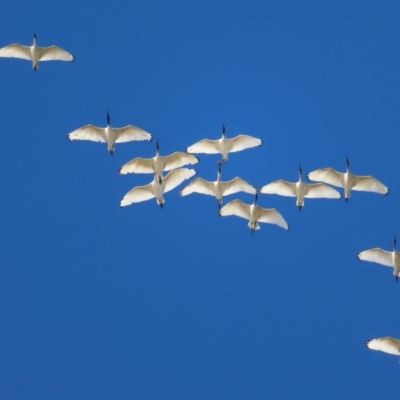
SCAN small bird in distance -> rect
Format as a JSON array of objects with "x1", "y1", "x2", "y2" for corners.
[{"x1": 0, "y1": 32, "x2": 75, "y2": 71}]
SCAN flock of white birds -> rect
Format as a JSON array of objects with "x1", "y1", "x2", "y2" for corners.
[{"x1": 1, "y1": 33, "x2": 399, "y2": 361}]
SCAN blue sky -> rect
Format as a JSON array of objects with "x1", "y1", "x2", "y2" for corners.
[{"x1": 1, "y1": 1, "x2": 400, "y2": 398}]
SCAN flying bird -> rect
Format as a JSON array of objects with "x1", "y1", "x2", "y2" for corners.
[
  {"x1": 119, "y1": 139, "x2": 199, "y2": 183},
  {"x1": 187, "y1": 124, "x2": 262, "y2": 162},
  {"x1": 358, "y1": 236, "x2": 400, "y2": 281},
  {"x1": 366, "y1": 337, "x2": 400, "y2": 358},
  {"x1": 181, "y1": 161, "x2": 256, "y2": 210},
  {"x1": 68, "y1": 111, "x2": 152, "y2": 156},
  {"x1": 0, "y1": 32, "x2": 75, "y2": 71},
  {"x1": 260, "y1": 164, "x2": 341, "y2": 210},
  {"x1": 307, "y1": 156, "x2": 389, "y2": 201},
  {"x1": 219, "y1": 193, "x2": 289, "y2": 234},
  {"x1": 120, "y1": 168, "x2": 196, "y2": 208}
]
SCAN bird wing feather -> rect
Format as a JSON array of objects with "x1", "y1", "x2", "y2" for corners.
[
  {"x1": 68, "y1": 125, "x2": 106, "y2": 143},
  {"x1": 260, "y1": 180, "x2": 297, "y2": 197},
  {"x1": 358, "y1": 248, "x2": 393, "y2": 267},
  {"x1": 304, "y1": 183, "x2": 342, "y2": 199},
  {"x1": 307, "y1": 168, "x2": 344, "y2": 188},
  {"x1": 229, "y1": 135, "x2": 263, "y2": 152},
  {"x1": 163, "y1": 168, "x2": 197, "y2": 193},
  {"x1": 39, "y1": 45, "x2": 74, "y2": 61},
  {"x1": 163, "y1": 152, "x2": 200, "y2": 171},
  {"x1": 120, "y1": 183, "x2": 155, "y2": 207},
  {"x1": 114, "y1": 125, "x2": 153, "y2": 143},
  {"x1": 180, "y1": 178, "x2": 216, "y2": 197},
  {"x1": 257, "y1": 207, "x2": 289, "y2": 230},
  {"x1": 187, "y1": 139, "x2": 220, "y2": 154},
  {"x1": 352, "y1": 175, "x2": 389, "y2": 195},
  {"x1": 0, "y1": 44, "x2": 31, "y2": 60},
  {"x1": 222, "y1": 177, "x2": 256, "y2": 197},
  {"x1": 119, "y1": 157, "x2": 154, "y2": 175},
  {"x1": 219, "y1": 200, "x2": 251, "y2": 220}
]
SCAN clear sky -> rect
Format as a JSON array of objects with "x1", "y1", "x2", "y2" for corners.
[{"x1": 1, "y1": 1, "x2": 399, "y2": 398}]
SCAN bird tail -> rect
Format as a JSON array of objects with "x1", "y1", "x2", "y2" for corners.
[
  {"x1": 157, "y1": 197, "x2": 165, "y2": 206},
  {"x1": 248, "y1": 221, "x2": 260, "y2": 230},
  {"x1": 296, "y1": 199, "x2": 304, "y2": 209}
]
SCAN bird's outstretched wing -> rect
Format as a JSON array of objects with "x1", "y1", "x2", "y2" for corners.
[
  {"x1": 68, "y1": 125, "x2": 106, "y2": 143},
  {"x1": 352, "y1": 175, "x2": 389, "y2": 195},
  {"x1": 39, "y1": 46, "x2": 75, "y2": 61},
  {"x1": 257, "y1": 208, "x2": 289, "y2": 230},
  {"x1": 358, "y1": 248, "x2": 392, "y2": 267},
  {"x1": 260, "y1": 180, "x2": 297, "y2": 197},
  {"x1": 180, "y1": 178, "x2": 216, "y2": 197},
  {"x1": 187, "y1": 139, "x2": 220, "y2": 154},
  {"x1": 219, "y1": 200, "x2": 251, "y2": 220},
  {"x1": 119, "y1": 157, "x2": 154, "y2": 175},
  {"x1": 114, "y1": 126, "x2": 153, "y2": 143},
  {"x1": 120, "y1": 183, "x2": 155, "y2": 207},
  {"x1": 304, "y1": 183, "x2": 341, "y2": 199},
  {"x1": 163, "y1": 152, "x2": 200, "y2": 171},
  {"x1": 307, "y1": 168, "x2": 344, "y2": 188},
  {"x1": 229, "y1": 135, "x2": 262, "y2": 152},
  {"x1": 163, "y1": 168, "x2": 197, "y2": 193},
  {"x1": 222, "y1": 177, "x2": 256, "y2": 197},
  {"x1": 0, "y1": 44, "x2": 31, "y2": 60}
]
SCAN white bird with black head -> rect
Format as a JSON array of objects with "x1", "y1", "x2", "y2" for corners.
[
  {"x1": 0, "y1": 32, "x2": 75, "y2": 71},
  {"x1": 358, "y1": 236, "x2": 400, "y2": 282},
  {"x1": 120, "y1": 168, "x2": 197, "y2": 209},
  {"x1": 219, "y1": 193, "x2": 289, "y2": 234},
  {"x1": 187, "y1": 124, "x2": 262, "y2": 162},
  {"x1": 307, "y1": 156, "x2": 389, "y2": 201},
  {"x1": 181, "y1": 161, "x2": 256, "y2": 210},
  {"x1": 260, "y1": 164, "x2": 341, "y2": 210},
  {"x1": 68, "y1": 111, "x2": 152, "y2": 156},
  {"x1": 119, "y1": 139, "x2": 199, "y2": 183}
]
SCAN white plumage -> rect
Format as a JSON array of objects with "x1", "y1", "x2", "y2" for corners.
[
  {"x1": 120, "y1": 168, "x2": 196, "y2": 208},
  {"x1": 68, "y1": 111, "x2": 152, "y2": 155},
  {"x1": 366, "y1": 337, "x2": 400, "y2": 356},
  {"x1": 358, "y1": 236, "x2": 400, "y2": 281},
  {"x1": 219, "y1": 193, "x2": 289, "y2": 233},
  {"x1": 120, "y1": 140, "x2": 199, "y2": 182},
  {"x1": 0, "y1": 32, "x2": 74, "y2": 71},
  {"x1": 307, "y1": 156, "x2": 389, "y2": 201},
  {"x1": 260, "y1": 165, "x2": 341, "y2": 210},
  {"x1": 181, "y1": 162, "x2": 256, "y2": 209},
  {"x1": 187, "y1": 124, "x2": 262, "y2": 162}
]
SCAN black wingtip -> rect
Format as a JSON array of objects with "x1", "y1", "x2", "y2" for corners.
[
  {"x1": 287, "y1": 225, "x2": 291, "y2": 231},
  {"x1": 384, "y1": 188, "x2": 390, "y2": 196},
  {"x1": 71, "y1": 55, "x2": 76, "y2": 62},
  {"x1": 67, "y1": 134, "x2": 72, "y2": 141}
]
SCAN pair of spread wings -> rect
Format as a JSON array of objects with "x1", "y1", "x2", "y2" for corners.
[
  {"x1": 120, "y1": 168, "x2": 196, "y2": 207},
  {"x1": 307, "y1": 168, "x2": 389, "y2": 195},
  {"x1": 219, "y1": 200, "x2": 289, "y2": 230},
  {"x1": 187, "y1": 135, "x2": 262, "y2": 154},
  {"x1": 260, "y1": 180, "x2": 341, "y2": 199},
  {"x1": 181, "y1": 177, "x2": 256, "y2": 198},
  {"x1": 0, "y1": 43, "x2": 74, "y2": 61},
  {"x1": 68, "y1": 125, "x2": 152, "y2": 143},
  {"x1": 120, "y1": 153, "x2": 199, "y2": 175}
]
